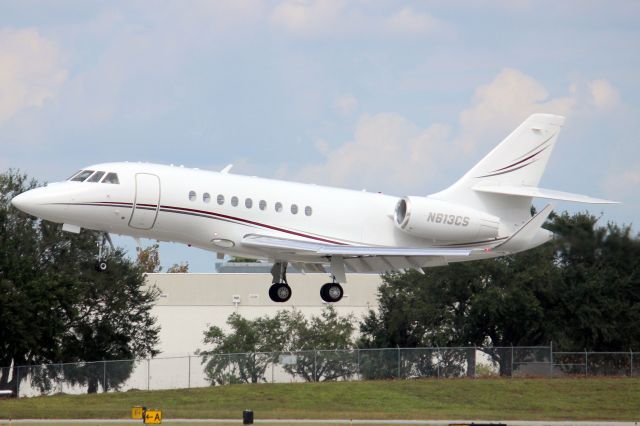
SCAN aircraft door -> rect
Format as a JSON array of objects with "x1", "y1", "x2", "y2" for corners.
[{"x1": 129, "y1": 173, "x2": 161, "y2": 230}]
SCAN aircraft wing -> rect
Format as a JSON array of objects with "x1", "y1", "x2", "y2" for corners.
[{"x1": 241, "y1": 234, "x2": 474, "y2": 276}]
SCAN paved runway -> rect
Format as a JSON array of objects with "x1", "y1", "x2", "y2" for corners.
[{"x1": 0, "y1": 419, "x2": 638, "y2": 425}]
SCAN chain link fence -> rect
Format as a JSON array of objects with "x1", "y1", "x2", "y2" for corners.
[{"x1": 2, "y1": 346, "x2": 638, "y2": 397}]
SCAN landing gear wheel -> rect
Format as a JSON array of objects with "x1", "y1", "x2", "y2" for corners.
[
  {"x1": 269, "y1": 283, "x2": 292, "y2": 303},
  {"x1": 95, "y1": 260, "x2": 108, "y2": 272},
  {"x1": 320, "y1": 282, "x2": 343, "y2": 303}
]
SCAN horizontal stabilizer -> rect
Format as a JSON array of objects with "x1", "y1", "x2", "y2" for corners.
[{"x1": 473, "y1": 184, "x2": 618, "y2": 204}]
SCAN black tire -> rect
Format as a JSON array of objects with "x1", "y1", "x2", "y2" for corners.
[
  {"x1": 95, "y1": 260, "x2": 108, "y2": 272},
  {"x1": 269, "y1": 283, "x2": 291, "y2": 303},
  {"x1": 320, "y1": 283, "x2": 343, "y2": 303}
]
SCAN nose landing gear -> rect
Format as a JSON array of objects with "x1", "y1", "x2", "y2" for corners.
[{"x1": 95, "y1": 233, "x2": 114, "y2": 272}]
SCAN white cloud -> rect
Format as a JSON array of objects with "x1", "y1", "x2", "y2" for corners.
[
  {"x1": 270, "y1": 1, "x2": 452, "y2": 38},
  {"x1": 457, "y1": 68, "x2": 575, "y2": 152},
  {"x1": 289, "y1": 68, "x2": 625, "y2": 193},
  {"x1": 270, "y1": 0, "x2": 347, "y2": 36},
  {"x1": 334, "y1": 94, "x2": 358, "y2": 116},
  {"x1": 385, "y1": 7, "x2": 450, "y2": 36},
  {"x1": 0, "y1": 28, "x2": 67, "y2": 124},
  {"x1": 588, "y1": 79, "x2": 620, "y2": 110},
  {"x1": 298, "y1": 113, "x2": 450, "y2": 191}
]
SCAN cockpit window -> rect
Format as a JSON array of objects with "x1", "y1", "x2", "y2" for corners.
[
  {"x1": 67, "y1": 170, "x2": 82, "y2": 180},
  {"x1": 102, "y1": 172, "x2": 119, "y2": 184},
  {"x1": 87, "y1": 171, "x2": 106, "y2": 183},
  {"x1": 70, "y1": 170, "x2": 95, "y2": 182}
]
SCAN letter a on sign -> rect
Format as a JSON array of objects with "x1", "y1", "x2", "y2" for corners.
[{"x1": 144, "y1": 409, "x2": 162, "y2": 424}]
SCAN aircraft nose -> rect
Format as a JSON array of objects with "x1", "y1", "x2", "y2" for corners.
[
  {"x1": 11, "y1": 188, "x2": 45, "y2": 216},
  {"x1": 11, "y1": 191, "x2": 30, "y2": 211}
]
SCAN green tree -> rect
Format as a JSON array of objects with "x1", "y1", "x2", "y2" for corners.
[
  {"x1": 359, "y1": 211, "x2": 640, "y2": 376},
  {"x1": 137, "y1": 243, "x2": 162, "y2": 272},
  {"x1": 0, "y1": 170, "x2": 160, "y2": 394},
  {"x1": 545, "y1": 212, "x2": 640, "y2": 351},
  {"x1": 167, "y1": 262, "x2": 189, "y2": 273},
  {"x1": 280, "y1": 307, "x2": 356, "y2": 381},
  {"x1": 199, "y1": 312, "x2": 288, "y2": 384},
  {"x1": 228, "y1": 257, "x2": 259, "y2": 263},
  {"x1": 199, "y1": 307, "x2": 356, "y2": 384}
]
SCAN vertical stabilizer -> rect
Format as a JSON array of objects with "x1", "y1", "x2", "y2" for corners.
[{"x1": 430, "y1": 114, "x2": 565, "y2": 232}]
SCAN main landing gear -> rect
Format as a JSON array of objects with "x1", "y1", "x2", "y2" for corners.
[
  {"x1": 269, "y1": 262, "x2": 292, "y2": 303},
  {"x1": 95, "y1": 233, "x2": 114, "y2": 272},
  {"x1": 320, "y1": 281, "x2": 344, "y2": 303},
  {"x1": 268, "y1": 261, "x2": 345, "y2": 303}
]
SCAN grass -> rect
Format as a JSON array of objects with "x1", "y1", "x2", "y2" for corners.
[{"x1": 0, "y1": 377, "x2": 639, "y2": 421}]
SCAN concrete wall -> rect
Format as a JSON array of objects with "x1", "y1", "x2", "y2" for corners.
[{"x1": 145, "y1": 273, "x2": 383, "y2": 357}]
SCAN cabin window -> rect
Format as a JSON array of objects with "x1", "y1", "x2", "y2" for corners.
[
  {"x1": 189, "y1": 191, "x2": 196, "y2": 201},
  {"x1": 245, "y1": 198, "x2": 253, "y2": 209},
  {"x1": 259, "y1": 200, "x2": 267, "y2": 210},
  {"x1": 275, "y1": 202, "x2": 283, "y2": 213},
  {"x1": 305, "y1": 206, "x2": 313, "y2": 216},
  {"x1": 203, "y1": 192, "x2": 211, "y2": 203},
  {"x1": 291, "y1": 204, "x2": 298, "y2": 215},
  {"x1": 71, "y1": 170, "x2": 95, "y2": 182},
  {"x1": 231, "y1": 196, "x2": 239, "y2": 207},
  {"x1": 217, "y1": 194, "x2": 225, "y2": 205},
  {"x1": 87, "y1": 171, "x2": 105, "y2": 183},
  {"x1": 102, "y1": 173, "x2": 120, "y2": 184}
]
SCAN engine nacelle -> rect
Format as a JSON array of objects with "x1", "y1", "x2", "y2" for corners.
[{"x1": 394, "y1": 196, "x2": 500, "y2": 244}]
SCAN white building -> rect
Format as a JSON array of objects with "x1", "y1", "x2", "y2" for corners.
[{"x1": 146, "y1": 272, "x2": 383, "y2": 356}]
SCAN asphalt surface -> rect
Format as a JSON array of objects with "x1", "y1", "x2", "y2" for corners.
[{"x1": 0, "y1": 420, "x2": 638, "y2": 425}]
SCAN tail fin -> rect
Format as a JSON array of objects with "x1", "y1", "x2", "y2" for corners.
[
  {"x1": 436, "y1": 113, "x2": 565, "y2": 200},
  {"x1": 430, "y1": 114, "x2": 565, "y2": 229}
]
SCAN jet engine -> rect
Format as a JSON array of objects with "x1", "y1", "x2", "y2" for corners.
[{"x1": 394, "y1": 196, "x2": 500, "y2": 244}]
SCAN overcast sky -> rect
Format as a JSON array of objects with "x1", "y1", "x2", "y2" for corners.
[{"x1": 1, "y1": 1, "x2": 639, "y2": 271}]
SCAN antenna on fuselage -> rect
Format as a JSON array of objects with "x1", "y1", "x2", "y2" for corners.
[{"x1": 220, "y1": 164, "x2": 233, "y2": 174}]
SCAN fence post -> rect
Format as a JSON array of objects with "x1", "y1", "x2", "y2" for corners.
[
  {"x1": 585, "y1": 350, "x2": 588, "y2": 377},
  {"x1": 103, "y1": 361, "x2": 107, "y2": 392},
  {"x1": 15, "y1": 366, "x2": 20, "y2": 398},
  {"x1": 397, "y1": 346, "x2": 401, "y2": 379},
  {"x1": 147, "y1": 358, "x2": 150, "y2": 391},
  {"x1": 474, "y1": 346, "x2": 477, "y2": 379},
  {"x1": 188, "y1": 355, "x2": 191, "y2": 389},
  {"x1": 549, "y1": 341, "x2": 553, "y2": 378},
  {"x1": 314, "y1": 350, "x2": 317, "y2": 382},
  {"x1": 356, "y1": 348, "x2": 360, "y2": 381},
  {"x1": 436, "y1": 346, "x2": 441, "y2": 379},
  {"x1": 630, "y1": 350, "x2": 633, "y2": 377},
  {"x1": 510, "y1": 345, "x2": 514, "y2": 378},
  {"x1": 59, "y1": 363, "x2": 63, "y2": 394},
  {"x1": 271, "y1": 354, "x2": 274, "y2": 384}
]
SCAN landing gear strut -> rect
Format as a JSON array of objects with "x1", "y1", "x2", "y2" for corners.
[
  {"x1": 320, "y1": 280, "x2": 344, "y2": 303},
  {"x1": 95, "y1": 233, "x2": 114, "y2": 272},
  {"x1": 269, "y1": 262, "x2": 292, "y2": 303}
]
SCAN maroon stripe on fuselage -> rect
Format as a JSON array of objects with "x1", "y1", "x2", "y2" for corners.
[
  {"x1": 81, "y1": 201, "x2": 348, "y2": 246},
  {"x1": 160, "y1": 204, "x2": 347, "y2": 245}
]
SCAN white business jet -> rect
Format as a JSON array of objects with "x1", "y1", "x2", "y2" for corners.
[{"x1": 11, "y1": 114, "x2": 616, "y2": 303}]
